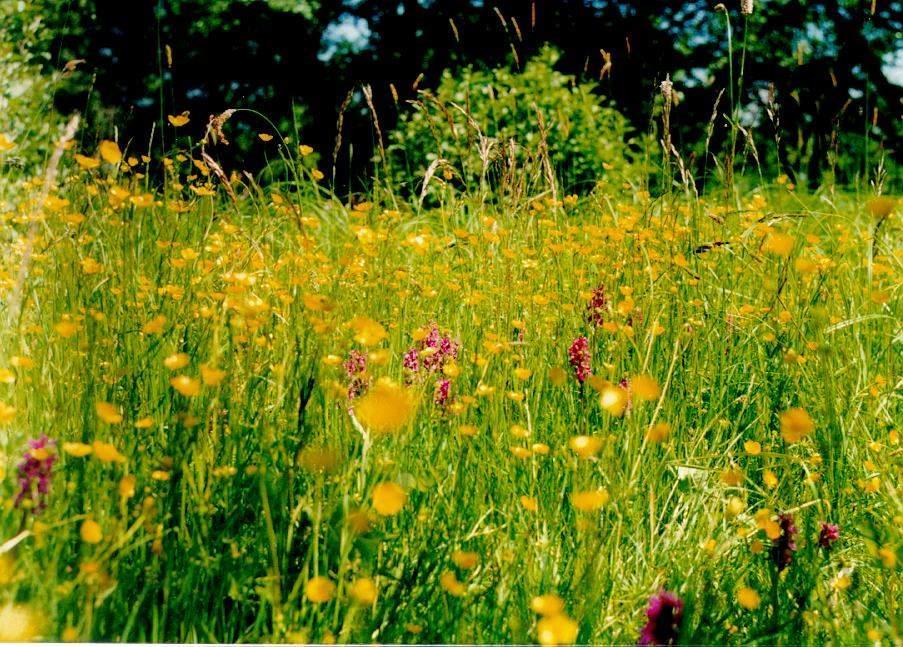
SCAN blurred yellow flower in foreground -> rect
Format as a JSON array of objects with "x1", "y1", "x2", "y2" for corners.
[
  {"x1": 536, "y1": 613, "x2": 578, "y2": 645},
  {"x1": 305, "y1": 576, "x2": 335, "y2": 603},
  {"x1": 99, "y1": 140, "x2": 122, "y2": 165},
  {"x1": 0, "y1": 603, "x2": 42, "y2": 641},
  {"x1": 354, "y1": 378, "x2": 415, "y2": 434},
  {"x1": 779, "y1": 407, "x2": 814, "y2": 442},
  {"x1": 95, "y1": 401, "x2": 123, "y2": 425},
  {"x1": 372, "y1": 482, "x2": 406, "y2": 516}
]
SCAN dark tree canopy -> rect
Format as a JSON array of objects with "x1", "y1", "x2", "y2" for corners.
[{"x1": 39, "y1": 0, "x2": 903, "y2": 189}]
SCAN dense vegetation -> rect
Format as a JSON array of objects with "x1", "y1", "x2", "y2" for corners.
[{"x1": 0, "y1": 0, "x2": 900, "y2": 644}]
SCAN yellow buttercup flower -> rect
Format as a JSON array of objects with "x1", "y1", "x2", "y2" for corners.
[
  {"x1": 354, "y1": 378, "x2": 415, "y2": 434},
  {"x1": 371, "y1": 482, "x2": 406, "y2": 516}
]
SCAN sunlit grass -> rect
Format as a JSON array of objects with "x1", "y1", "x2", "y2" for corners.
[{"x1": 0, "y1": 131, "x2": 899, "y2": 643}]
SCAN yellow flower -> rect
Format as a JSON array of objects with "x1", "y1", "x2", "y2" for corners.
[
  {"x1": 600, "y1": 386, "x2": 628, "y2": 416},
  {"x1": 531, "y1": 594, "x2": 565, "y2": 616},
  {"x1": 348, "y1": 315, "x2": 388, "y2": 346},
  {"x1": 74, "y1": 154, "x2": 100, "y2": 170},
  {"x1": 258, "y1": 133, "x2": 274, "y2": 142},
  {"x1": 55, "y1": 320, "x2": 79, "y2": 338},
  {"x1": 95, "y1": 401, "x2": 123, "y2": 425},
  {"x1": 304, "y1": 576, "x2": 335, "y2": 603},
  {"x1": 536, "y1": 613, "x2": 579, "y2": 645},
  {"x1": 630, "y1": 374, "x2": 661, "y2": 401},
  {"x1": 170, "y1": 375, "x2": 201, "y2": 397},
  {"x1": 0, "y1": 554, "x2": 14, "y2": 585},
  {"x1": 763, "y1": 232, "x2": 795, "y2": 257},
  {"x1": 779, "y1": 407, "x2": 814, "y2": 442},
  {"x1": 878, "y1": 546, "x2": 897, "y2": 569},
  {"x1": 0, "y1": 402, "x2": 15, "y2": 425},
  {"x1": 571, "y1": 489, "x2": 610, "y2": 512},
  {"x1": 200, "y1": 364, "x2": 227, "y2": 386},
  {"x1": 349, "y1": 577, "x2": 377, "y2": 605},
  {"x1": 737, "y1": 586, "x2": 760, "y2": 610},
  {"x1": 63, "y1": 442, "x2": 93, "y2": 457},
  {"x1": 119, "y1": 475, "x2": 137, "y2": 499},
  {"x1": 646, "y1": 422, "x2": 671, "y2": 443},
  {"x1": 451, "y1": 550, "x2": 479, "y2": 570},
  {"x1": 520, "y1": 495, "x2": 538, "y2": 511},
  {"x1": 0, "y1": 604, "x2": 42, "y2": 641},
  {"x1": 354, "y1": 379, "x2": 415, "y2": 435},
  {"x1": 0, "y1": 133, "x2": 15, "y2": 151},
  {"x1": 569, "y1": 435, "x2": 603, "y2": 458},
  {"x1": 163, "y1": 353, "x2": 189, "y2": 370},
  {"x1": 92, "y1": 441, "x2": 126, "y2": 463},
  {"x1": 167, "y1": 112, "x2": 190, "y2": 127},
  {"x1": 439, "y1": 570, "x2": 466, "y2": 596},
  {"x1": 372, "y1": 481, "x2": 406, "y2": 516},
  {"x1": 142, "y1": 315, "x2": 168, "y2": 334},
  {"x1": 744, "y1": 440, "x2": 762, "y2": 455},
  {"x1": 80, "y1": 519, "x2": 103, "y2": 544},
  {"x1": 548, "y1": 367, "x2": 568, "y2": 387},
  {"x1": 99, "y1": 140, "x2": 122, "y2": 165},
  {"x1": 302, "y1": 293, "x2": 334, "y2": 312}
]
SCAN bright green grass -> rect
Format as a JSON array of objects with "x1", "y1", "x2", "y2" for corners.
[{"x1": 0, "y1": 144, "x2": 899, "y2": 643}]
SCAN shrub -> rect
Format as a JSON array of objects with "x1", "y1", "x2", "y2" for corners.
[{"x1": 388, "y1": 46, "x2": 647, "y2": 197}]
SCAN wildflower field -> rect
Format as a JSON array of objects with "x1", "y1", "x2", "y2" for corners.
[
  {"x1": 0, "y1": 116, "x2": 899, "y2": 643},
  {"x1": 0, "y1": 0, "x2": 901, "y2": 640}
]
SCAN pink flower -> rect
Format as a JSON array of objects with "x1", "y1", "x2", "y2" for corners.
[
  {"x1": 637, "y1": 590, "x2": 683, "y2": 646},
  {"x1": 344, "y1": 349, "x2": 370, "y2": 398},
  {"x1": 434, "y1": 379, "x2": 451, "y2": 406},
  {"x1": 15, "y1": 436, "x2": 57, "y2": 514},
  {"x1": 568, "y1": 336, "x2": 591, "y2": 383},
  {"x1": 818, "y1": 522, "x2": 840, "y2": 549}
]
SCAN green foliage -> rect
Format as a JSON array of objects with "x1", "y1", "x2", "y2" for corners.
[
  {"x1": 0, "y1": 0, "x2": 62, "y2": 180},
  {"x1": 389, "y1": 47, "x2": 648, "y2": 196}
]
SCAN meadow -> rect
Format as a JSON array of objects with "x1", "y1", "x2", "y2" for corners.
[{"x1": 0, "y1": 102, "x2": 900, "y2": 643}]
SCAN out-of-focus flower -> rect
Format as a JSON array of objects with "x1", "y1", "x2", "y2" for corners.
[
  {"x1": 818, "y1": 522, "x2": 840, "y2": 549},
  {"x1": 637, "y1": 590, "x2": 683, "y2": 646},
  {"x1": 771, "y1": 512, "x2": 798, "y2": 571},
  {"x1": 14, "y1": 436, "x2": 57, "y2": 514}
]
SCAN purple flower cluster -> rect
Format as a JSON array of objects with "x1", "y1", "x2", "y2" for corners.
[
  {"x1": 404, "y1": 323, "x2": 460, "y2": 408},
  {"x1": 344, "y1": 349, "x2": 370, "y2": 399},
  {"x1": 638, "y1": 590, "x2": 683, "y2": 646},
  {"x1": 568, "y1": 336, "x2": 591, "y2": 383},
  {"x1": 14, "y1": 435, "x2": 57, "y2": 514},
  {"x1": 771, "y1": 512, "x2": 798, "y2": 571},
  {"x1": 818, "y1": 522, "x2": 840, "y2": 549},
  {"x1": 585, "y1": 283, "x2": 607, "y2": 328},
  {"x1": 403, "y1": 323, "x2": 459, "y2": 375}
]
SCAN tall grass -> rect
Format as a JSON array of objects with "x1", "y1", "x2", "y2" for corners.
[{"x1": 0, "y1": 4, "x2": 900, "y2": 643}]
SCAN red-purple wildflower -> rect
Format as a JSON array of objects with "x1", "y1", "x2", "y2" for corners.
[
  {"x1": 403, "y1": 323, "x2": 459, "y2": 378},
  {"x1": 818, "y1": 522, "x2": 840, "y2": 549},
  {"x1": 637, "y1": 590, "x2": 683, "y2": 646},
  {"x1": 568, "y1": 336, "x2": 591, "y2": 383},
  {"x1": 402, "y1": 347, "x2": 420, "y2": 373},
  {"x1": 15, "y1": 435, "x2": 57, "y2": 514},
  {"x1": 344, "y1": 349, "x2": 370, "y2": 399},
  {"x1": 771, "y1": 512, "x2": 798, "y2": 571},
  {"x1": 585, "y1": 283, "x2": 607, "y2": 327},
  {"x1": 434, "y1": 379, "x2": 451, "y2": 406}
]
